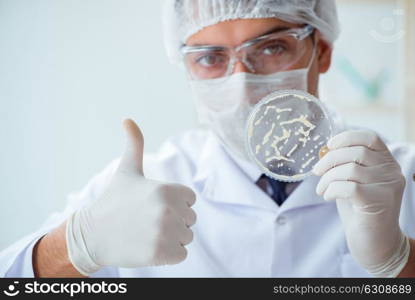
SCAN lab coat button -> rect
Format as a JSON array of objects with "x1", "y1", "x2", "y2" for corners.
[{"x1": 276, "y1": 216, "x2": 287, "y2": 225}]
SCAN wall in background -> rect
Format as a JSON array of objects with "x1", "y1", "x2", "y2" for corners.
[
  {"x1": 320, "y1": 0, "x2": 407, "y2": 142},
  {"x1": 0, "y1": 0, "x2": 196, "y2": 249}
]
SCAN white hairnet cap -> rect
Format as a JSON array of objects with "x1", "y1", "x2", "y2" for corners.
[{"x1": 162, "y1": 0, "x2": 340, "y2": 65}]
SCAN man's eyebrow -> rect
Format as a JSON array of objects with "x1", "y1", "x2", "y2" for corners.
[
  {"x1": 256, "y1": 25, "x2": 292, "y2": 38},
  {"x1": 185, "y1": 25, "x2": 293, "y2": 47},
  {"x1": 239, "y1": 25, "x2": 297, "y2": 44}
]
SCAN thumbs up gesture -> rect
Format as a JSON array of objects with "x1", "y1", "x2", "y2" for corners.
[{"x1": 66, "y1": 119, "x2": 197, "y2": 276}]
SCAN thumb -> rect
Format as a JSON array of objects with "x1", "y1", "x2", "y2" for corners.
[{"x1": 118, "y1": 118, "x2": 144, "y2": 176}]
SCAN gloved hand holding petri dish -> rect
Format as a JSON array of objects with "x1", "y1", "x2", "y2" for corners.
[{"x1": 246, "y1": 90, "x2": 334, "y2": 182}]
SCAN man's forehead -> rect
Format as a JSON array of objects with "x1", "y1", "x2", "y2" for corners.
[{"x1": 186, "y1": 18, "x2": 303, "y2": 47}]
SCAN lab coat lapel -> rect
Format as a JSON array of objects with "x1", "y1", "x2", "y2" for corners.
[
  {"x1": 193, "y1": 133, "x2": 279, "y2": 212},
  {"x1": 193, "y1": 132, "x2": 327, "y2": 212},
  {"x1": 279, "y1": 175, "x2": 326, "y2": 213}
]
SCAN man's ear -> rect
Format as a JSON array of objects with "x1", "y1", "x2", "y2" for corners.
[{"x1": 316, "y1": 34, "x2": 333, "y2": 74}]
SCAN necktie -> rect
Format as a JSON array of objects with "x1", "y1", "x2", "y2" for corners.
[{"x1": 257, "y1": 174, "x2": 288, "y2": 206}]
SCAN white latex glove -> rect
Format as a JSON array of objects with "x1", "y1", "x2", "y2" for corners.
[
  {"x1": 313, "y1": 130, "x2": 410, "y2": 277},
  {"x1": 66, "y1": 119, "x2": 197, "y2": 276}
]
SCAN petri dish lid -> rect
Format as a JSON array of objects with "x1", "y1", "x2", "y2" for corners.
[{"x1": 246, "y1": 89, "x2": 334, "y2": 182}]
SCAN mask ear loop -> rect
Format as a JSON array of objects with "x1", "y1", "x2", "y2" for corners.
[
  {"x1": 305, "y1": 33, "x2": 318, "y2": 71},
  {"x1": 299, "y1": 33, "x2": 318, "y2": 92}
]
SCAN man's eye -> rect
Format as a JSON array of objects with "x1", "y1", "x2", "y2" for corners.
[
  {"x1": 262, "y1": 44, "x2": 286, "y2": 56},
  {"x1": 196, "y1": 54, "x2": 225, "y2": 67}
]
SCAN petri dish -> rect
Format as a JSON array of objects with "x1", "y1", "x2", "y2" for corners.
[{"x1": 246, "y1": 89, "x2": 334, "y2": 182}]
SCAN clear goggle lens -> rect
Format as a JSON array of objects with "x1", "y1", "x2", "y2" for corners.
[{"x1": 182, "y1": 25, "x2": 314, "y2": 80}]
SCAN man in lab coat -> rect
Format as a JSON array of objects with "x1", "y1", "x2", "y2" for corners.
[{"x1": 1, "y1": 0, "x2": 415, "y2": 278}]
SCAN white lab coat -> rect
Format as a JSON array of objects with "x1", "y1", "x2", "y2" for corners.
[{"x1": 1, "y1": 128, "x2": 415, "y2": 277}]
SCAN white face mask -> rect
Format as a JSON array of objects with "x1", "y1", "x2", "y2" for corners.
[{"x1": 189, "y1": 54, "x2": 313, "y2": 162}]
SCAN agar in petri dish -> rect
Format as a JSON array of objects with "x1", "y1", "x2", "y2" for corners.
[{"x1": 246, "y1": 90, "x2": 334, "y2": 182}]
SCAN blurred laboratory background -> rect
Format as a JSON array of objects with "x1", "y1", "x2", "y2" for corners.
[{"x1": 0, "y1": 0, "x2": 414, "y2": 249}]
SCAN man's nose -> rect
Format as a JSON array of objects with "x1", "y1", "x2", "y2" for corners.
[{"x1": 232, "y1": 61, "x2": 254, "y2": 74}]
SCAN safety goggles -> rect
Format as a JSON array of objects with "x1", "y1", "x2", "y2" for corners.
[{"x1": 181, "y1": 25, "x2": 315, "y2": 81}]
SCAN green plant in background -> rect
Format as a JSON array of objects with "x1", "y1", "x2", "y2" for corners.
[{"x1": 336, "y1": 56, "x2": 388, "y2": 103}]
